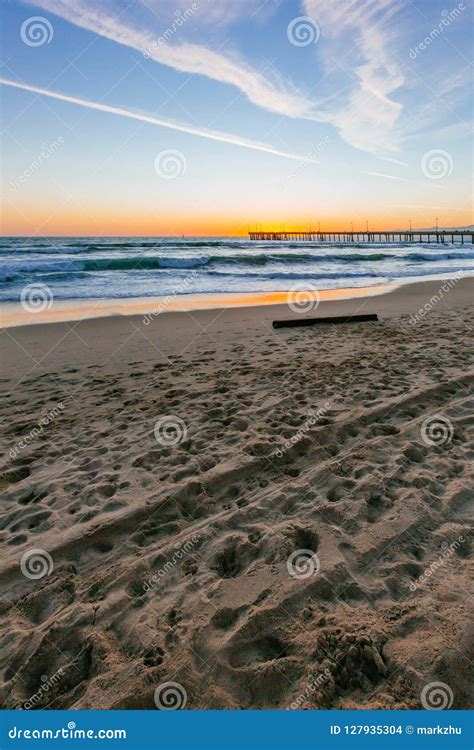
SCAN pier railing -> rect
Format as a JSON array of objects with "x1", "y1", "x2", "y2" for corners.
[{"x1": 249, "y1": 230, "x2": 473, "y2": 244}]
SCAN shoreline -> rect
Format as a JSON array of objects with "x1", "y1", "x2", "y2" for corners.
[
  {"x1": 2, "y1": 277, "x2": 473, "y2": 383},
  {"x1": 0, "y1": 281, "x2": 394, "y2": 329},
  {"x1": 1, "y1": 273, "x2": 473, "y2": 329}
]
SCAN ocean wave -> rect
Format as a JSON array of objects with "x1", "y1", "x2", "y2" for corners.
[
  {"x1": 2, "y1": 249, "x2": 474, "y2": 274},
  {"x1": 2, "y1": 237, "x2": 473, "y2": 256},
  {"x1": 2, "y1": 232, "x2": 474, "y2": 306},
  {"x1": 0, "y1": 239, "x2": 252, "y2": 254},
  {"x1": 204, "y1": 270, "x2": 381, "y2": 280}
]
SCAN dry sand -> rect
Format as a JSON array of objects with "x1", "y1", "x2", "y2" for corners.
[{"x1": 0, "y1": 277, "x2": 473, "y2": 710}]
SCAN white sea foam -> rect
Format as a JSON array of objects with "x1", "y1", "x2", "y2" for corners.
[{"x1": 1, "y1": 237, "x2": 472, "y2": 301}]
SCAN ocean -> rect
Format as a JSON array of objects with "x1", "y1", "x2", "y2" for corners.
[{"x1": 1, "y1": 236, "x2": 473, "y2": 301}]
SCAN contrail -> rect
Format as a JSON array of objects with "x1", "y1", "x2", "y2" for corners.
[
  {"x1": 364, "y1": 171, "x2": 443, "y2": 189},
  {"x1": 0, "y1": 77, "x2": 309, "y2": 162},
  {"x1": 365, "y1": 171, "x2": 412, "y2": 182},
  {"x1": 378, "y1": 155, "x2": 409, "y2": 167}
]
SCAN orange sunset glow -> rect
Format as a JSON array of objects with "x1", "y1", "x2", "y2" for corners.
[{"x1": 3, "y1": 207, "x2": 472, "y2": 237}]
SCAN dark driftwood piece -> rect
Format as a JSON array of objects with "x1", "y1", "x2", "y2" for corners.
[{"x1": 272, "y1": 314, "x2": 379, "y2": 329}]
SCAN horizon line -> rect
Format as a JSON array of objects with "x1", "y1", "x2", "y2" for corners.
[{"x1": 1, "y1": 225, "x2": 472, "y2": 239}]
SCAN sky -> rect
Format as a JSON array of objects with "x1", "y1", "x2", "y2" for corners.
[{"x1": 1, "y1": 0, "x2": 473, "y2": 236}]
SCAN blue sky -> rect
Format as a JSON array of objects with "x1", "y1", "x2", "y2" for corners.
[{"x1": 1, "y1": 0, "x2": 473, "y2": 235}]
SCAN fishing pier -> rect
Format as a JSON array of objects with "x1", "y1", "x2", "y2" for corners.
[{"x1": 249, "y1": 230, "x2": 473, "y2": 244}]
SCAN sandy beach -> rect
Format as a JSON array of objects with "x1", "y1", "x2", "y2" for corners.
[{"x1": 0, "y1": 277, "x2": 473, "y2": 710}]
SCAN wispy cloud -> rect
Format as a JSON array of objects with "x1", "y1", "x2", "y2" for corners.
[
  {"x1": 23, "y1": 0, "x2": 313, "y2": 119},
  {"x1": 19, "y1": 0, "x2": 410, "y2": 157},
  {"x1": 0, "y1": 77, "x2": 310, "y2": 161},
  {"x1": 303, "y1": 0, "x2": 405, "y2": 154}
]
